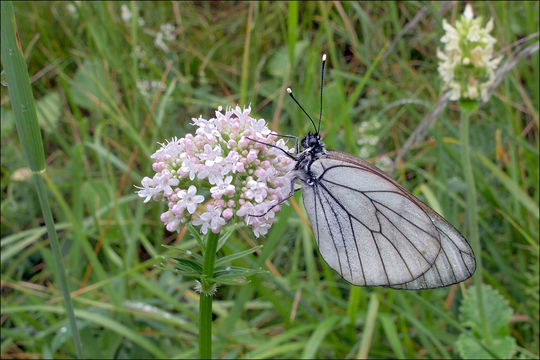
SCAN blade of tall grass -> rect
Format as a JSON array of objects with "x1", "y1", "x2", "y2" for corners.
[
  {"x1": 379, "y1": 313, "x2": 405, "y2": 359},
  {"x1": 287, "y1": 1, "x2": 298, "y2": 65},
  {"x1": 301, "y1": 315, "x2": 340, "y2": 358},
  {"x1": 246, "y1": 323, "x2": 317, "y2": 358},
  {"x1": 475, "y1": 152, "x2": 539, "y2": 219},
  {"x1": 347, "y1": 286, "x2": 362, "y2": 326},
  {"x1": 1, "y1": 305, "x2": 167, "y2": 358},
  {"x1": 221, "y1": 203, "x2": 294, "y2": 330},
  {"x1": 334, "y1": 44, "x2": 389, "y2": 152},
  {"x1": 357, "y1": 293, "x2": 379, "y2": 359},
  {"x1": 1, "y1": 2, "x2": 82, "y2": 357},
  {"x1": 41, "y1": 171, "x2": 122, "y2": 305},
  {"x1": 239, "y1": 2, "x2": 254, "y2": 105}
]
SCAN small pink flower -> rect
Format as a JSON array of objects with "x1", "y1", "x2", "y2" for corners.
[
  {"x1": 245, "y1": 179, "x2": 268, "y2": 203},
  {"x1": 135, "y1": 177, "x2": 159, "y2": 203},
  {"x1": 255, "y1": 167, "x2": 277, "y2": 183},
  {"x1": 161, "y1": 210, "x2": 183, "y2": 232},
  {"x1": 222, "y1": 208, "x2": 234, "y2": 219},
  {"x1": 152, "y1": 169, "x2": 179, "y2": 196},
  {"x1": 199, "y1": 144, "x2": 223, "y2": 166},
  {"x1": 210, "y1": 176, "x2": 235, "y2": 199},
  {"x1": 192, "y1": 205, "x2": 226, "y2": 234},
  {"x1": 182, "y1": 185, "x2": 204, "y2": 214}
]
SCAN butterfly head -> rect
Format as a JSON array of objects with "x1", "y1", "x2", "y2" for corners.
[
  {"x1": 295, "y1": 132, "x2": 326, "y2": 173},
  {"x1": 301, "y1": 132, "x2": 322, "y2": 149}
]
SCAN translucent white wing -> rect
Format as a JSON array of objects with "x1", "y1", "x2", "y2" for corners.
[
  {"x1": 389, "y1": 213, "x2": 476, "y2": 289},
  {"x1": 301, "y1": 151, "x2": 475, "y2": 289}
]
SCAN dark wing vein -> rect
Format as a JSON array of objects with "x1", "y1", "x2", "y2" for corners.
[
  {"x1": 373, "y1": 203, "x2": 433, "y2": 265},
  {"x1": 313, "y1": 185, "x2": 344, "y2": 277},
  {"x1": 349, "y1": 214, "x2": 366, "y2": 285},
  {"x1": 369, "y1": 228, "x2": 391, "y2": 285},
  {"x1": 461, "y1": 251, "x2": 474, "y2": 277},
  {"x1": 372, "y1": 194, "x2": 438, "y2": 238},
  {"x1": 318, "y1": 185, "x2": 354, "y2": 280},
  {"x1": 319, "y1": 179, "x2": 438, "y2": 266},
  {"x1": 322, "y1": 178, "x2": 437, "y2": 239},
  {"x1": 316, "y1": 181, "x2": 376, "y2": 230},
  {"x1": 318, "y1": 182, "x2": 392, "y2": 285},
  {"x1": 318, "y1": 163, "x2": 389, "y2": 181},
  {"x1": 313, "y1": 187, "x2": 320, "y2": 248},
  {"x1": 375, "y1": 213, "x2": 415, "y2": 281},
  {"x1": 390, "y1": 221, "x2": 475, "y2": 289}
]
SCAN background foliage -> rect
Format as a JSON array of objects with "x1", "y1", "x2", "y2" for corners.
[{"x1": 1, "y1": 1, "x2": 538, "y2": 358}]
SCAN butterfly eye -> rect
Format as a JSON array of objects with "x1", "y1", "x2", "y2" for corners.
[
  {"x1": 306, "y1": 178, "x2": 314, "y2": 186},
  {"x1": 304, "y1": 135, "x2": 319, "y2": 147}
]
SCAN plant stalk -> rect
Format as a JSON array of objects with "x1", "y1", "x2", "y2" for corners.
[
  {"x1": 199, "y1": 232, "x2": 220, "y2": 359},
  {"x1": 460, "y1": 110, "x2": 492, "y2": 346}
]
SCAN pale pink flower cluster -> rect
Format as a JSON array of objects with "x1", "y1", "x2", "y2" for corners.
[{"x1": 137, "y1": 106, "x2": 295, "y2": 237}]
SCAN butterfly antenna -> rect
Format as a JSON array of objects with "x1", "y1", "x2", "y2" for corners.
[
  {"x1": 318, "y1": 53, "x2": 326, "y2": 134},
  {"x1": 287, "y1": 88, "x2": 317, "y2": 133}
]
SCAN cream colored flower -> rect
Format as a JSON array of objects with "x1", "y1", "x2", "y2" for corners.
[{"x1": 437, "y1": 4, "x2": 503, "y2": 102}]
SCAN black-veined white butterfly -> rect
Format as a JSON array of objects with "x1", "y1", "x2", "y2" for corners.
[{"x1": 251, "y1": 54, "x2": 475, "y2": 289}]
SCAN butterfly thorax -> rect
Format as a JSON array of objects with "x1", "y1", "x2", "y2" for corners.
[{"x1": 295, "y1": 133, "x2": 327, "y2": 183}]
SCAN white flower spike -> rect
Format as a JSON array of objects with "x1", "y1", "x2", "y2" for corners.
[{"x1": 437, "y1": 4, "x2": 503, "y2": 102}]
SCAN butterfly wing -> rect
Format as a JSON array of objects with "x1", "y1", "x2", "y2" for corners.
[
  {"x1": 389, "y1": 208, "x2": 476, "y2": 289},
  {"x1": 301, "y1": 150, "x2": 475, "y2": 289}
]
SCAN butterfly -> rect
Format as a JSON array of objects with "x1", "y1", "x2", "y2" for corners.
[{"x1": 251, "y1": 54, "x2": 476, "y2": 289}]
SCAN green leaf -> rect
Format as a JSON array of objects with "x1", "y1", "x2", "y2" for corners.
[
  {"x1": 213, "y1": 278, "x2": 249, "y2": 286},
  {"x1": 1, "y1": 2, "x2": 45, "y2": 171},
  {"x1": 155, "y1": 263, "x2": 200, "y2": 278},
  {"x1": 70, "y1": 59, "x2": 118, "y2": 110},
  {"x1": 160, "y1": 256, "x2": 202, "y2": 277},
  {"x1": 36, "y1": 92, "x2": 61, "y2": 133},
  {"x1": 2, "y1": 305, "x2": 167, "y2": 358},
  {"x1": 161, "y1": 244, "x2": 204, "y2": 264},
  {"x1": 216, "y1": 224, "x2": 241, "y2": 252},
  {"x1": 267, "y1": 41, "x2": 309, "y2": 78},
  {"x1": 456, "y1": 335, "x2": 516, "y2": 359},
  {"x1": 458, "y1": 99, "x2": 480, "y2": 113},
  {"x1": 456, "y1": 284, "x2": 517, "y2": 359},
  {"x1": 212, "y1": 266, "x2": 267, "y2": 282},
  {"x1": 459, "y1": 285, "x2": 513, "y2": 337},
  {"x1": 215, "y1": 245, "x2": 263, "y2": 267},
  {"x1": 186, "y1": 224, "x2": 205, "y2": 251}
]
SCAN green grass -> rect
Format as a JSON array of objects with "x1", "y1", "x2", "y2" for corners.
[{"x1": 1, "y1": 1, "x2": 538, "y2": 358}]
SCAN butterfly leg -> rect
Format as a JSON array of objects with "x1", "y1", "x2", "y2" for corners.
[
  {"x1": 269, "y1": 132, "x2": 299, "y2": 155},
  {"x1": 246, "y1": 137, "x2": 297, "y2": 160},
  {"x1": 248, "y1": 175, "x2": 303, "y2": 218}
]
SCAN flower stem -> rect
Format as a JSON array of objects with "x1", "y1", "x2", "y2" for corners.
[
  {"x1": 199, "y1": 232, "x2": 219, "y2": 359},
  {"x1": 460, "y1": 110, "x2": 492, "y2": 345}
]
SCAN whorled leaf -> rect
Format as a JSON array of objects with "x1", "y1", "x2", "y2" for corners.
[{"x1": 455, "y1": 284, "x2": 516, "y2": 358}]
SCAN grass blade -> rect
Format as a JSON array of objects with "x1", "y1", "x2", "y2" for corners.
[
  {"x1": 357, "y1": 293, "x2": 379, "y2": 359},
  {"x1": 1, "y1": 2, "x2": 82, "y2": 357},
  {"x1": 476, "y1": 152, "x2": 539, "y2": 219},
  {"x1": 301, "y1": 315, "x2": 340, "y2": 358}
]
